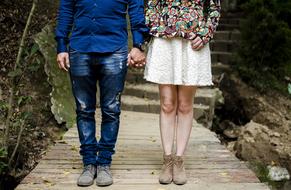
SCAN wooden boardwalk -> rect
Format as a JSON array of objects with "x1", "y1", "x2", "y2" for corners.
[{"x1": 17, "y1": 111, "x2": 269, "y2": 190}]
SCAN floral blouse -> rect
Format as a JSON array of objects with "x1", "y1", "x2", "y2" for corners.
[{"x1": 145, "y1": 0, "x2": 221, "y2": 44}]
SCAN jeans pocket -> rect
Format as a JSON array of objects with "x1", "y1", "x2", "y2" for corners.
[{"x1": 69, "y1": 51, "x2": 92, "y2": 77}]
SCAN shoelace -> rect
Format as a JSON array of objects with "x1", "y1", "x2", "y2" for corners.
[
  {"x1": 163, "y1": 159, "x2": 174, "y2": 169},
  {"x1": 98, "y1": 166, "x2": 111, "y2": 175},
  {"x1": 174, "y1": 159, "x2": 184, "y2": 169},
  {"x1": 82, "y1": 165, "x2": 95, "y2": 176}
]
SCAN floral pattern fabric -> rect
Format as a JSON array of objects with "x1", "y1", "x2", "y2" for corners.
[{"x1": 145, "y1": 0, "x2": 221, "y2": 44}]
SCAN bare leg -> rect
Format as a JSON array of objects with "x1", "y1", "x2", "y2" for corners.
[
  {"x1": 159, "y1": 84, "x2": 178, "y2": 155},
  {"x1": 176, "y1": 85, "x2": 197, "y2": 156}
]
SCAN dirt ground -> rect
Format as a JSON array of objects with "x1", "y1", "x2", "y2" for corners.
[{"x1": 0, "y1": 1, "x2": 64, "y2": 189}]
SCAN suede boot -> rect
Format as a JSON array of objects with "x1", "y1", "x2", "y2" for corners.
[
  {"x1": 159, "y1": 154, "x2": 173, "y2": 184},
  {"x1": 173, "y1": 156, "x2": 187, "y2": 185}
]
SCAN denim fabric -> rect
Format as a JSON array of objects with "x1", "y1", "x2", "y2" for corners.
[{"x1": 69, "y1": 46, "x2": 128, "y2": 166}]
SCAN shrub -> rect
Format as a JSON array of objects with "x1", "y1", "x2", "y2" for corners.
[{"x1": 235, "y1": 0, "x2": 291, "y2": 94}]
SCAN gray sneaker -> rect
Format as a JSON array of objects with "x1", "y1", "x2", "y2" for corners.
[
  {"x1": 77, "y1": 164, "x2": 97, "y2": 186},
  {"x1": 96, "y1": 165, "x2": 113, "y2": 186}
]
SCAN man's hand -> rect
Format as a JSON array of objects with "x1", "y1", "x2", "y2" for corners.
[
  {"x1": 128, "y1": 48, "x2": 146, "y2": 68},
  {"x1": 57, "y1": 52, "x2": 70, "y2": 72},
  {"x1": 191, "y1": 37, "x2": 204, "y2": 51}
]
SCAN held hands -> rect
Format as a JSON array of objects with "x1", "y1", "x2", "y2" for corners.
[
  {"x1": 127, "y1": 48, "x2": 146, "y2": 68},
  {"x1": 191, "y1": 37, "x2": 204, "y2": 51},
  {"x1": 57, "y1": 52, "x2": 70, "y2": 72}
]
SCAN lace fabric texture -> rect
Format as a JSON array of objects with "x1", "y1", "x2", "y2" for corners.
[{"x1": 144, "y1": 37, "x2": 213, "y2": 86}]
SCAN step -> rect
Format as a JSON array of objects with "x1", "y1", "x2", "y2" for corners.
[
  {"x1": 221, "y1": 12, "x2": 244, "y2": 19},
  {"x1": 121, "y1": 95, "x2": 210, "y2": 121},
  {"x1": 219, "y1": 18, "x2": 241, "y2": 26},
  {"x1": 211, "y1": 51, "x2": 233, "y2": 64},
  {"x1": 126, "y1": 71, "x2": 147, "y2": 84},
  {"x1": 210, "y1": 40, "x2": 238, "y2": 52},
  {"x1": 214, "y1": 31, "x2": 241, "y2": 41},
  {"x1": 217, "y1": 24, "x2": 240, "y2": 31},
  {"x1": 124, "y1": 83, "x2": 221, "y2": 105},
  {"x1": 126, "y1": 62, "x2": 231, "y2": 84},
  {"x1": 212, "y1": 63, "x2": 231, "y2": 76}
]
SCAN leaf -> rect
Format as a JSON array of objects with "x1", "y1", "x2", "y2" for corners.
[
  {"x1": 0, "y1": 100, "x2": 8, "y2": 110},
  {"x1": 0, "y1": 148, "x2": 8, "y2": 158},
  {"x1": 30, "y1": 43, "x2": 39, "y2": 55},
  {"x1": 63, "y1": 171, "x2": 71, "y2": 176},
  {"x1": 8, "y1": 69, "x2": 22, "y2": 78},
  {"x1": 219, "y1": 172, "x2": 229, "y2": 176},
  {"x1": 17, "y1": 96, "x2": 25, "y2": 106},
  {"x1": 288, "y1": 83, "x2": 291, "y2": 94},
  {"x1": 70, "y1": 145, "x2": 78, "y2": 152},
  {"x1": 18, "y1": 96, "x2": 32, "y2": 107},
  {"x1": 20, "y1": 111, "x2": 32, "y2": 120}
]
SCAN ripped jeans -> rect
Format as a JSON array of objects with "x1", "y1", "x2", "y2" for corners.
[{"x1": 69, "y1": 46, "x2": 128, "y2": 166}]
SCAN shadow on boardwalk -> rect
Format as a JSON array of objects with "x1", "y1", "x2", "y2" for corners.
[{"x1": 16, "y1": 110, "x2": 269, "y2": 190}]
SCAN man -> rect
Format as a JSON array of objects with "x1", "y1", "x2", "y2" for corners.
[{"x1": 55, "y1": 0, "x2": 149, "y2": 187}]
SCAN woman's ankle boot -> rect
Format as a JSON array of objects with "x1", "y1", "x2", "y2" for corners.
[
  {"x1": 159, "y1": 154, "x2": 173, "y2": 184},
  {"x1": 173, "y1": 156, "x2": 187, "y2": 185}
]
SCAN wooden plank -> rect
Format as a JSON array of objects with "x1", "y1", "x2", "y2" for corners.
[
  {"x1": 17, "y1": 183, "x2": 269, "y2": 190},
  {"x1": 16, "y1": 110, "x2": 269, "y2": 190}
]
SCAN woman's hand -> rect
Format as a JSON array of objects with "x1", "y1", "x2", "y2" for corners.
[
  {"x1": 191, "y1": 37, "x2": 204, "y2": 51},
  {"x1": 127, "y1": 48, "x2": 146, "y2": 68}
]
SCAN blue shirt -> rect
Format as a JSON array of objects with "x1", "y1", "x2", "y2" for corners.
[{"x1": 55, "y1": 0, "x2": 149, "y2": 53}]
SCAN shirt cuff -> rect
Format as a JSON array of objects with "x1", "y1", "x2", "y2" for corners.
[
  {"x1": 132, "y1": 30, "x2": 145, "y2": 46},
  {"x1": 56, "y1": 38, "x2": 68, "y2": 54}
]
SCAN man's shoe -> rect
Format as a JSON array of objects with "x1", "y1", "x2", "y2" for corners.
[
  {"x1": 159, "y1": 154, "x2": 173, "y2": 184},
  {"x1": 173, "y1": 156, "x2": 187, "y2": 185},
  {"x1": 96, "y1": 165, "x2": 113, "y2": 186},
  {"x1": 77, "y1": 164, "x2": 97, "y2": 186}
]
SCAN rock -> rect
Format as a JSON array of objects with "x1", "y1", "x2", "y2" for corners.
[
  {"x1": 216, "y1": 120, "x2": 236, "y2": 133},
  {"x1": 226, "y1": 141, "x2": 236, "y2": 152},
  {"x1": 219, "y1": 120, "x2": 240, "y2": 139},
  {"x1": 267, "y1": 166, "x2": 290, "y2": 181},
  {"x1": 214, "y1": 88, "x2": 224, "y2": 106},
  {"x1": 223, "y1": 128, "x2": 240, "y2": 139},
  {"x1": 234, "y1": 121, "x2": 291, "y2": 173},
  {"x1": 283, "y1": 181, "x2": 291, "y2": 190},
  {"x1": 34, "y1": 25, "x2": 75, "y2": 128},
  {"x1": 253, "y1": 111, "x2": 284, "y2": 129},
  {"x1": 272, "y1": 132, "x2": 281, "y2": 137}
]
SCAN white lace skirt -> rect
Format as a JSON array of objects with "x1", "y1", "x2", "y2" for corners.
[{"x1": 144, "y1": 37, "x2": 213, "y2": 86}]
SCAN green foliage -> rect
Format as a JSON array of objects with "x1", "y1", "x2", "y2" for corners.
[
  {"x1": 248, "y1": 161, "x2": 288, "y2": 189},
  {"x1": 17, "y1": 96, "x2": 32, "y2": 107},
  {"x1": 0, "y1": 101, "x2": 8, "y2": 114},
  {"x1": 0, "y1": 148, "x2": 8, "y2": 174},
  {"x1": 235, "y1": 0, "x2": 291, "y2": 94}
]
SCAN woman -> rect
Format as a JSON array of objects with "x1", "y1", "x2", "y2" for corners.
[{"x1": 144, "y1": 0, "x2": 221, "y2": 185}]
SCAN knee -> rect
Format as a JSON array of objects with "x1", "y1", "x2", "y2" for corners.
[
  {"x1": 161, "y1": 99, "x2": 177, "y2": 114},
  {"x1": 102, "y1": 102, "x2": 121, "y2": 121},
  {"x1": 76, "y1": 100, "x2": 95, "y2": 117},
  {"x1": 177, "y1": 101, "x2": 193, "y2": 115}
]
